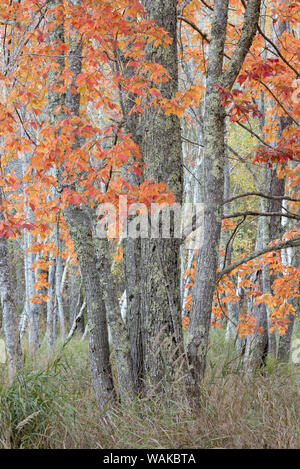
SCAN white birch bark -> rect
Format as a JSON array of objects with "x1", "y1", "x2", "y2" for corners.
[{"x1": 46, "y1": 256, "x2": 56, "y2": 355}]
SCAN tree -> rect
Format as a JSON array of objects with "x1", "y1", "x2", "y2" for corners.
[
  {"x1": 0, "y1": 189, "x2": 23, "y2": 383},
  {"x1": 0, "y1": 0, "x2": 299, "y2": 407},
  {"x1": 186, "y1": 0, "x2": 262, "y2": 391}
]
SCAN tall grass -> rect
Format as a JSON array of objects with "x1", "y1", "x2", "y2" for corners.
[
  {"x1": 0, "y1": 350, "x2": 80, "y2": 448},
  {"x1": 0, "y1": 329, "x2": 299, "y2": 449}
]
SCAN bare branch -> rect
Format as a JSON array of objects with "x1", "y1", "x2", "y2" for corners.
[
  {"x1": 224, "y1": 192, "x2": 300, "y2": 205},
  {"x1": 177, "y1": 0, "x2": 195, "y2": 15},
  {"x1": 178, "y1": 16, "x2": 210, "y2": 43},
  {"x1": 199, "y1": 0, "x2": 213, "y2": 11},
  {"x1": 257, "y1": 25, "x2": 299, "y2": 77},
  {"x1": 14, "y1": 106, "x2": 37, "y2": 146},
  {"x1": 221, "y1": 0, "x2": 262, "y2": 89},
  {"x1": 183, "y1": 163, "x2": 202, "y2": 187},
  {"x1": 235, "y1": 120, "x2": 299, "y2": 161},
  {"x1": 226, "y1": 143, "x2": 262, "y2": 190},
  {"x1": 239, "y1": 0, "x2": 299, "y2": 77},
  {"x1": 178, "y1": 15, "x2": 233, "y2": 60},
  {"x1": 222, "y1": 215, "x2": 246, "y2": 270},
  {"x1": 223, "y1": 210, "x2": 300, "y2": 221},
  {"x1": 257, "y1": 79, "x2": 299, "y2": 127},
  {"x1": 0, "y1": 19, "x2": 19, "y2": 26},
  {"x1": 181, "y1": 135, "x2": 203, "y2": 147},
  {"x1": 217, "y1": 237, "x2": 300, "y2": 280}
]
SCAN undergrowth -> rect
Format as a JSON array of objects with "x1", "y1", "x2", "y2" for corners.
[{"x1": 0, "y1": 329, "x2": 299, "y2": 449}]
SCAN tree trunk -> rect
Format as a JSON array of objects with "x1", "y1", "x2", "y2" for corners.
[
  {"x1": 95, "y1": 238, "x2": 135, "y2": 401},
  {"x1": 55, "y1": 224, "x2": 65, "y2": 342},
  {"x1": 68, "y1": 265, "x2": 81, "y2": 327},
  {"x1": 139, "y1": 0, "x2": 185, "y2": 392},
  {"x1": 47, "y1": 0, "x2": 117, "y2": 410},
  {"x1": 243, "y1": 270, "x2": 268, "y2": 372},
  {"x1": 186, "y1": 0, "x2": 229, "y2": 388},
  {"x1": 123, "y1": 238, "x2": 143, "y2": 394},
  {"x1": 23, "y1": 228, "x2": 41, "y2": 350},
  {"x1": 187, "y1": 0, "x2": 262, "y2": 391},
  {"x1": 0, "y1": 192, "x2": 23, "y2": 383},
  {"x1": 46, "y1": 256, "x2": 56, "y2": 355},
  {"x1": 65, "y1": 206, "x2": 117, "y2": 408}
]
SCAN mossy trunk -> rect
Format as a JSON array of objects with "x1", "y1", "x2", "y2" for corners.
[
  {"x1": 47, "y1": 0, "x2": 116, "y2": 410},
  {"x1": 187, "y1": 0, "x2": 261, "y2": 390},
  {"x1": 95, "y1": 238, "x2": 135, "y2": 401},
  {"x1": 0, "y1": 191, "x2": 23, "y2": 383},
  {"x1": 64, "y1": 206, "x2": 116, "y2": 408},
  {"x1": 139, "y1": 0, "x2": 185, "y2": 391}
]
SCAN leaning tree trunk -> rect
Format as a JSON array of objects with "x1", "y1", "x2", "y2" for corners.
[
  {"x1": 187, "y1": 0, "x2": 262, "y2": 391},
  {"x1": 186, "y1": 0, "x2": 229, "y2": 388},
  {"x1": 46, "y1": 0, "x2": 116, "y2": 410},
  {"x1": 65, "y1": 0, "x2": 135, "y2": 405}
]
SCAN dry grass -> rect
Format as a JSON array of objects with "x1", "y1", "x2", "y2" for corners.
[{"x1": 0, "y1": 330, "x2": 299, "y2": 449}]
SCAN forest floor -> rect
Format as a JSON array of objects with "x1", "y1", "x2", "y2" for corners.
[{"x1": 0, "y1": 328, "x2": 300, "y2": 449}]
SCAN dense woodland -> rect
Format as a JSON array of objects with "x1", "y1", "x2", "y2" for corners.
[{"x1": 0, "y1": 0, "x2": 299, "y2": 449}]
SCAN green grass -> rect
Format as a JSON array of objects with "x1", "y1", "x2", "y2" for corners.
[{"x1": 0, "y1": 328, "x2": 299, "y2": 448}]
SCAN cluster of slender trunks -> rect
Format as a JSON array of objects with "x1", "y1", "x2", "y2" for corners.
[{"x1": 1, "y1": 0, "x2": 299, "y2": 411}]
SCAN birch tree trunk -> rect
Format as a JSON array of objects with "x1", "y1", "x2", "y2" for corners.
[
  {"x1": 243, "y1": 213, "x2": 269, "y2": 371},
  {"x1": 265, "y1": 19, "x2": 291, "y2": 358},
  {"x1": 277, "y1": 160, "x2": 299, "y2": 362},
  {"x1": 46, "y1": 256, "x2": 56, "y2": 355},
  {"x1": 21, "y1": 138, "x2": 41, "y2": 350},
  {"x1": 277, "y1": 245, "x2": 299, "y2": 362},
  {"x1": 243, "y1": 271, "x2": 269, "y2": 372},
  {"x1": 55, "y1": 223, "x2": 65, "y2": 342},
  {"x1": 23, "y1": 226, "x2": 41, "y2": 350},
  {"x1": 68, "y1": 264, "x2": 81, "y2": 327}
]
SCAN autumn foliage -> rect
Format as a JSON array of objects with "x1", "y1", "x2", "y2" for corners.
[{"x1": 0, "y1": 0, "x2": 299, "y2": 342}]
